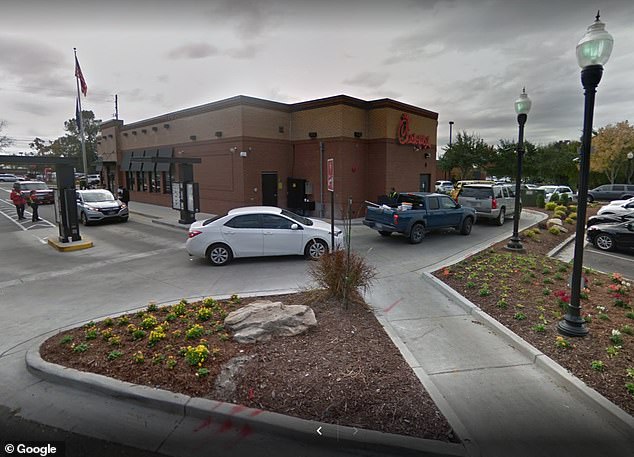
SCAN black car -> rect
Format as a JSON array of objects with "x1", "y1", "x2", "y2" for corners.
[
  {"x1": 587, "y1": 213, "x2": 634, "y2": 228},
  {"x1": 586, "y1": 220, "x2": 634, "y2": 252}
]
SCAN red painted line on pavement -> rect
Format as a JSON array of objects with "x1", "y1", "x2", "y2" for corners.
[{"x1": 383, "y1": 298, "x2": 402, "y2": 313}]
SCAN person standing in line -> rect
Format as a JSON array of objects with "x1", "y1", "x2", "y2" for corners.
[
  {"x1": 120, "y1": 187, "x2": 130, "y2": 206},
  {"x1": 27, "y1": 189, "x2": 41, "y2": 222},
  {"x1": 10, "y1": 183, "x2": 27, "y2": 220},
  {"x1": 388, "y1": 187, "x2": 398, "y2": 202}
]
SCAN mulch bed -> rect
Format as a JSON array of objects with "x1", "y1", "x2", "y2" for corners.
[
  {"x1": 39, "y1": 292, "x2": 457, "y2": 442},
  {"x1": 434, "y1": 205, "x2": 634, "y2": 417}
]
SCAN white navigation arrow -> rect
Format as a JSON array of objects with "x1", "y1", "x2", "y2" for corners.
[
  {"x1": 316, "y1": 426, "x2": 322, "y2": 436},
  {"x1": 352, "y1": 427, "x2": 358, "y2": 436}
]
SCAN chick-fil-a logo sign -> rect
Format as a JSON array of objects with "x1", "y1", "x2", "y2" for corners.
[{"x1": 397, "y1": 113, "x2": 431, "y2": 149}]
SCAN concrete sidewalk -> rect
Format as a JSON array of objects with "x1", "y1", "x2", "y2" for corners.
[{"x1": 18, "y1": 203, "x2": 634, "y2": 456}]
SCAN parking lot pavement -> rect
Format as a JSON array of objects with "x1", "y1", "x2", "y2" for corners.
[{"x1": 554, "y1": 238, "x2": 634, "y2": 280}]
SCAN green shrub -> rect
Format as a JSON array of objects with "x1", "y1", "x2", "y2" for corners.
[
  {"x1": 559, "y1": 194, "x2": 571, "y2": 205},
  {"x1": 549, "y1": 226, "x2": 561, "y2": 235},
  {"x1": 564, "y1": 217, "x2": 574, "y2": 224},
  {"x1": 545, "y1": 202, "x2": 557, "y2": 211},
  {"x1": 536, "y1": 194, "x2": 545, "y2": 208},
  {"x1": 309, "y1": 250, "x2": 376, "y2": 301},
  {"x1": 549, "y1": 193, "x2": 560, "y2": 203}
]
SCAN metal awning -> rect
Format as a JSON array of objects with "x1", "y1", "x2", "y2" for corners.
[
  {"x1": 142, "y1": 149, "x2": 158, "y2": 172},
  {"x1": 121, "y1": 151, "x2": 133, "y2": 171},
  {"x1": 156, "y1": 148, "x2": 173, "y2": 172},
  {"x1": 129, "y1": 150, "x2": 143, "y2": 171}
]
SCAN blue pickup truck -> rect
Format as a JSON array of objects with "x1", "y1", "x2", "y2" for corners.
[{"x1": 363, "y1": 192, "x2": 476, "y2": 244}]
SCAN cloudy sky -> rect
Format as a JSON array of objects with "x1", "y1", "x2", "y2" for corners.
[{"x1": 1, "y1": 0, "x2": 632, "y2": 155}]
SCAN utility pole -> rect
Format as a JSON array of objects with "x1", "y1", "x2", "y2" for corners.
[{"x1": 114, "y1": 94, "x2": 119, "y2": 120}]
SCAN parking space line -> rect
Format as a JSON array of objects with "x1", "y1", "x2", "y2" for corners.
[{"x1": 587, "y1": 247, "x2": 634, "y2": 263}]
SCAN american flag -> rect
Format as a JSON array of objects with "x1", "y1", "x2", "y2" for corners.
[{"x1": 75, "y1": 56, "x2": 87, "y2": 96}]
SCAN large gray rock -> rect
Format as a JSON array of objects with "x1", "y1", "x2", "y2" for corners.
[{"x1": 224, "y1": 300, "x2": 317, "y2": 343}]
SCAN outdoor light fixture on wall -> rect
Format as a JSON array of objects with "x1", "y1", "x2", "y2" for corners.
[
  {"x1": 215, "y1": 131, "x2": 222, "y2": 138},
  {"x1": 506, "y1": 88, "x2": 531, "y2": 252},
  {"x1": 354, "y1": 131, "x2": 363, "y2": 138},
  {"x1": 558, "y1": 11, "x2": 613, "y2": 338},
  {"x1": 152, "y1": 127, "x2": 158, "y2": 132},
  {"x1": 190, "y1": 135, "x2": 197, "y2": 141},
  {"x1": 163, "y1": 124, "x2": 170, "y2": 129},
  {"x1": 308, "y1": 132, "x2": 318, "y2": 138}
]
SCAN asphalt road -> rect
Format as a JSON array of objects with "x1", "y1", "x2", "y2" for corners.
[{"x1": 0, "y1": 182, "x2": 545, "y2": 455}]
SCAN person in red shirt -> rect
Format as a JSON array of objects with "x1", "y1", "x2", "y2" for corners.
[
  {"x1": 27, "y1": 189, "x2": 41, "y2": 222},
  {"x1": 9, "y1": 183, "x2": 27, "y2": 220}
]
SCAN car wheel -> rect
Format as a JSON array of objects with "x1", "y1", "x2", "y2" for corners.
[
  {"x1": 207, "y1": 243, "x2": 233, "y2": 266},
  {"x1": 593, "y1": 233, "x2": 615, "y2": 251},
  {"x1": 378, "y1": 230, "x2": 392, "y2": 237},
  {"x1": 496, "y1": 208, "x2": 506, "y2": 226},
  {"x1": 587, "y1": 194, "x2": 594, "y2": 203},
  {"x1": 460, "y1": 217, "x2": 473, "y2": 235},
  {"x1": 80, "y1": 212, "x2": 89, "y2": 226},
  {"x1": 409, "y1": 223, "x2": 425, "y2": 244},
  {"x1": 120, "y1": 217, "x2": 128, "y2": 222},
  {"x1": 305, "y1": 239, "x2": 328, "y2": 260}
]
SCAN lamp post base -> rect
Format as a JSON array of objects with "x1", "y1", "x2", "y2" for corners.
[
  {"x1": 557, "y1": 316, "x2": 589, "y2": 337},
  {"x1": 505, "y1": 237, "x2": 525, "y2": 252}
]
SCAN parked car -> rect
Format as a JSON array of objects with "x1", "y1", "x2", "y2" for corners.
[
  {"x1": 587, "y1": 213, "x2": 634, "y2": 228},
  {"x1": 18, "y1": 181, "x2": 55, "y2": 204},
  {"x1": 457, "y1": 183, "x2": 515, "y2": 226},
  {"x1": 434, "y1": 180, "x2": 454, "y2": 194},
  {"x1": 587, "y1": 184, "x2": 634, "y2": 202},
  {"x1": 76, "y1": 189, "x2": 129, "y2": 225},
  {"x1": 538, "y1": 185, "x2": 575, "y2": 203},
  {"x1": 87, "y1": 174, "x2": 101, "y2": 186},
  {"x1": 186, "y1": 206, "x2": 343, "y2": 266},
  {"x1": 0, "y1": 173, "x2": 18, "y2": 182},
  {"x1": 597, "y1": 200, "x2": 634, "y2": 216},
  {"x1": 587, "y1": 220, "x2": 634, "y2": 252},
  {"x1": 599, "y1": 196, "x2": 634, "y2": 208}
]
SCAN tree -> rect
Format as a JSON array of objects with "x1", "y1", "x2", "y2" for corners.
[
  {"x1": 29, "y1": 110, "x2": 101, "y2": 172},
  {"x1": 0, "y1": 120, "x2": 14, "y2": 152},
  {"x1": 590, "y1": 121, "x2": 634, "y2": 184},
  {"x1": 438, "y1": 131, "x2": 493, "y2": 180},
  {"x1": 525, "y1": 140, "x2": 580, "y2": 186}
]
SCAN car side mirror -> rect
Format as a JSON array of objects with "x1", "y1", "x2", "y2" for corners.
[
  {"x1": 455, "y1": 203, "x2": 461, "y2": 208},
  {"x1": 291, "y1": 223, "x2": 299, "y2": 230}
]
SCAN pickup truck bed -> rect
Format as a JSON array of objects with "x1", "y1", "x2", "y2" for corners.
[{"x1": 363, "y1": 192, "x2": 476, "y2": 243}]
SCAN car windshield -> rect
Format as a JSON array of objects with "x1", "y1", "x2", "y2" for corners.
[
  {"x1": 82, "y1": 191, "x2": 115, "y2": 202},
  {"x1": 21, "y1": 182, "x2": 48, "y2": 190},
  {"x1": 281, "y1": 209, "x2": 312, "y2": 226}
]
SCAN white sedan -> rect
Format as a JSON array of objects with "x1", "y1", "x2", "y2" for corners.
[
  {"x1": 186, "y1": 206, "x2": 344, "y2": 266},
  {"x1": 597, "y1": 199, "x2": 634, "y2": 216}
]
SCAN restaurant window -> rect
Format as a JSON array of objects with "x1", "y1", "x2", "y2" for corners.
[
  {"x1": 163, "y1": 166, "x2": 173, "y2": 194},
  {"x1": 126, "y1": 171, "x2": 135, "y2": 190},
  {"x1": 150, "y1": 171, "x2": 161, "y2": 193}
]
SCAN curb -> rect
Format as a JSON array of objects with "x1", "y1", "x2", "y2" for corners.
[
  {"x1": 26, "y1": 291, "x2": 467, "y2": 457},
  {"x1": 424, "y1": 272, "x2": 634, "y2": 436},
  {"x1": 546, "y1": 233, "x2": 576, "y2": 258}
]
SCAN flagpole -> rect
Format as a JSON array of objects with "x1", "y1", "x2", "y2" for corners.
[{"x1": 74, "y1": 48, "x2": 88, "y2": 188}]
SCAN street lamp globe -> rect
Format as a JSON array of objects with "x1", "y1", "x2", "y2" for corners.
[
  {"x1": 514, "y1": 88, "x2": 532, "y2": 116},
  {"x1": 576, "y1": 12, "x2": 613, "y2": 68},
  {"x1": 628, "y1": 152, "x2": 634, "y2": 160}
]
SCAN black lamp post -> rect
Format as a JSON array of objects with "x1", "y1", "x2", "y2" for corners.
[
  {"x1": 506, "y1": 88, "x2": 531, "y2": 252},
  {"x1": 627, "y1": 151, "x2": 633, "y2": 184},
  {"x1": 449, "y1": 121, "x2": 454, "y2": 146},
  {"x1": 558, "y1": 12, "x2": 613, "y2": 337}
]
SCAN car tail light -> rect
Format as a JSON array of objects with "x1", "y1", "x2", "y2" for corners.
[
  {"x1": 393, "y1": 213, "x2": 399, "y2": 225},
  {"x1": 491, "y1": 198, "x2": 498, "y2": 209},
  {"x1": 188, "y1": 230, "x2": 202, "y2": 239}
]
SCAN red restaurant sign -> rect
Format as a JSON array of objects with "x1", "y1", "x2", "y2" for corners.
[{"x1": 397, "y1": 113, "x2": 431, "y2": 149}]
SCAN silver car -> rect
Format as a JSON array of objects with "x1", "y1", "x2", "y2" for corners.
[
  {"x1": 76, "y1": 189, "x2": 129, "y2": 225},
  {"x1": 457, "y1": 184, "x2": 516, "y2": 226}
]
